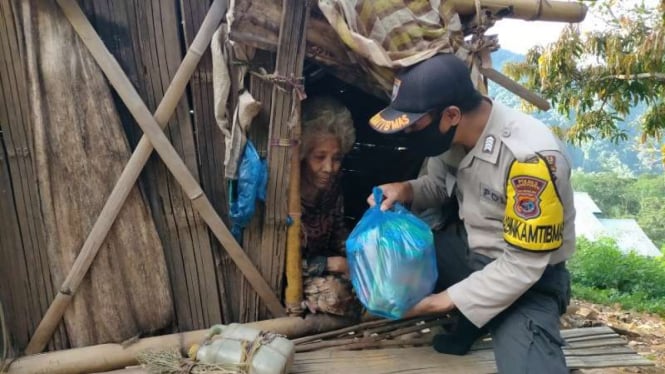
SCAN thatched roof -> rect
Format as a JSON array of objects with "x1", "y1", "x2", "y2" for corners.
[{"x1": 227, "y1": 0, "x2": 587, "y2": 102}]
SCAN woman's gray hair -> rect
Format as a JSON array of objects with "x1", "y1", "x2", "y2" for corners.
[{"x1": 301, "y1": 96, "x2": 356, "y2": 160}]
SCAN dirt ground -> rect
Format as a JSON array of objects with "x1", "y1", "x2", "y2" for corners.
[{"x1": 563, "y1": 299, "x2": 665, "y2": 373}]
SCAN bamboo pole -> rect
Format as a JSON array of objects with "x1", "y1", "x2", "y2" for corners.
[
  {"x1": 295, "y1": 335, "x2": 434, "y2": 352},
  {"x1": 481, "y1": 67, "x2": 551, "y2": 110},
  {"x1": 7, "y1": 316, "x2": 351, "y2": 374},
  {"x1": 284, "y1": 113, "x2": 303, "y2": 316},
  {"x1": 54, "y1": 0, "x2": 285, "y2": 317},
  {"x1": 479, "y1": 50, "x2": 551, "y2": 111},
  {"x1": 450, "y1": 0, "x2": 587, "y2": 22},
  {"x1": 295, "y1": 319, "x2": 446, "y2": 352},
  {"x1": 23, "y1": 0, "x2": 229, "y2": 356},
  {"x1": 292, "y1": 318, "x2": 391, "y2": 345}
]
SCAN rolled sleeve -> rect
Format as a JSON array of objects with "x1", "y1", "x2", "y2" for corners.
[
  {"x1": 448, "y1": 147, "x2": 572, "y2": 328},
  {"x1": 447, "y1": 248, "x2": 552, "y2": 327}
]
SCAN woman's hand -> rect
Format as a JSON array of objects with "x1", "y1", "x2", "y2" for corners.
[
  {"x1": 366, "y1": 182, "x2": 413, "y2": 211},
  {"x1": 326, "y1": 256, "x2": 349, "y2": 275}
]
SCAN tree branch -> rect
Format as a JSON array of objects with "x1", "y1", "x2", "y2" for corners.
[{"x1": 603, "y1": 72, "x2": 665, "y2": 82}]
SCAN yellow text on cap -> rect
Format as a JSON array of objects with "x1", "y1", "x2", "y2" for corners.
[{"x1": 370, "y1": 113, "x2": 410, "y2": 133}]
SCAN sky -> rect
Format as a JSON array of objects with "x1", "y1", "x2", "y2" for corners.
[
  {"x1": 488, "y1": 19, "x2": 570, "y2": 54},
  {"x1": 487, "y1": 0, "x2": 660, "y2": 54}
]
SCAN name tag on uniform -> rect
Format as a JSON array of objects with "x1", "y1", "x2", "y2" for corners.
[{"x1": 480, "y1": 183, "x2": 505, "y2": 204}]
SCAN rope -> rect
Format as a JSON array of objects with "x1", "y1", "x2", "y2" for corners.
[
  {"x1": 178, "y1": 360, "x2": 196, "y2": 374},
  {"x1": 249, "y1": 71, "x2": 306, "y2": 98},
  {"x1": 270, "y1": 138, "x2": 299, "y2": 147},
  {"x1": 240, "y1": 331, "x2": 283, "y2": 367}
]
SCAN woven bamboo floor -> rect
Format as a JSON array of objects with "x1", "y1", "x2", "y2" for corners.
[{"x1": 291, "y1": 326, "x2": 655, "y2": 373}]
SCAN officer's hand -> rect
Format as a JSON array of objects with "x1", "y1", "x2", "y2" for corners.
[
  {"x1": 403, "y1": 291, "x2": 455, "y2": 318},
  {"x1": 366, "y1": 182, "x2": 413, "y2": 211}
]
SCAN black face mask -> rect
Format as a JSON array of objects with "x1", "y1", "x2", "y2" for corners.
[{"x1": 404, "y1": 112, "x2": 458, "y2": 157}]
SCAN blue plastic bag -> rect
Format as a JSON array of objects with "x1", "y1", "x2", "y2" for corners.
[
  {"x1": 229, "y1": 140, "x2": 267, "y2": 242},
  {"x1": 346, "y1": 187, "x2": 438, "y2": 320}
]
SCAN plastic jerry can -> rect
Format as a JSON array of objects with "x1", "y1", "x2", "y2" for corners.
[{"x1": 195, "y1": 323, "x2": 295, "y2": 374}]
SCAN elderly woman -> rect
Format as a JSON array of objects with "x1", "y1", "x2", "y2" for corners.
[{"x1": 299, "y1": 95, "x2": 362, "y2": 319}]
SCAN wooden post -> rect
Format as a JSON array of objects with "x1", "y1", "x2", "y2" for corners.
[
  {"x1": 264, "y1": 0, "x2": 310, "y2": 317},
  {"x1": 285, "y1": 104, "x2": 303, "y2": 316}
]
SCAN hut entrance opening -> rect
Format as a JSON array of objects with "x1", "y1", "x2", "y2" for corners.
[{"x1": 303, "y1": 63, "x2": 425, "y2": 228}]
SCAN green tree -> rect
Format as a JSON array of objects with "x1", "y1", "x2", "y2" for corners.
[
  {"x1": 628, "y1": 174, "x2": 665, "y2": 248},
  {"x1": 571, "y1": 171, "x2": 639, "y2": 217},
  {"x1": 503, "y1": 0, "x2": 665, "y2": 147},
  {"x1": 572, "y1": 171, "x2": 665, "y2": 248}
]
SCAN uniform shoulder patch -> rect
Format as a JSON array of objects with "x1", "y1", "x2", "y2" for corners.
[
  {"x1": 510, "y1": 176, "x2": 547, "y2": 219},
  {"x1": 545, "y1": 155, "x2": 557, "y2": 173},
  {"x1": 482, "y1": 135, "x2": 495, "y2": 153},
  {"x1": 503, "y1": 156, "x2": 564, "y2": 252}
]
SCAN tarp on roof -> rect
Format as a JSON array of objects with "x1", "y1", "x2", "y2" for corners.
[{"x1": 317, "y1": 0, "x2": 498, "y2": 92}]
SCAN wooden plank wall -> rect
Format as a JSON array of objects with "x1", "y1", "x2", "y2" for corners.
[
  {"x1": 79, "y1": 0, "x2": 224, "y2": 332},
  {"x1": 178, "y1": 1, "x2": 284, "y2": 323},
  {"x1": 0, "y1": 1, "x2": 68, "y2": 351},
  {"x1": 0, "y1": 0, "x2": 287, "y2": 349},
  {"x1": 258, "y1": 0, "x2": 310, "y2": 319},
  {"x1": 239, "y1": 50, "x2": 279, "y2": 322},
  {"x1": 179, "y1": 0, "x2": 234, "y2": 324},
  {"x1": 0, "y1": 128, "x2": 31, "y2": 357}
]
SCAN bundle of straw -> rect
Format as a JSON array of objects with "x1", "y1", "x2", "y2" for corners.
[{"x1": 137, "y1": 348, "x2": 248, "y2": 374}]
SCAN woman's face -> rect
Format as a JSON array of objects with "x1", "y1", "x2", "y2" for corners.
[{"x1": 303, "y1": 135, "x2": 342, "y2": 191}]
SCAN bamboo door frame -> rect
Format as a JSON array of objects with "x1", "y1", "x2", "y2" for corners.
[{"x1": 25, "y1": 0, "x2": 286, "y2": 355}]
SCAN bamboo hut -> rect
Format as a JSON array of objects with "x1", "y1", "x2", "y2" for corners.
[{"x1": 0, "y1": 0, "x2": 604, "y2": 372}]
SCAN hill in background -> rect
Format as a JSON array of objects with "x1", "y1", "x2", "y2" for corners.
[{"x1": 488, "y1": 49, "x2": 663, "y2": 175}]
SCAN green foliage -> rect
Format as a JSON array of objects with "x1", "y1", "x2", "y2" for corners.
[
  {"x1": 572, "y1": 284, "x2": 665, "y2": 315},
  {"x1": 571, "y1": 171, "x2": 665, "y2": 248},
  {"x1": 570, "y1": 237, "x2": 665, "y2": 315},
  {"x1": 490, "y1": 50, "x2": 663, "y2": 175},
  {"x1": 503, "y1": 0, "x2": 665, "y2": 146}
]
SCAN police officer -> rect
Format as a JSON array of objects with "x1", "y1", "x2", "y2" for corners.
[{"x1": 366, "y1": 53, "x2": 576, "y2": 373}]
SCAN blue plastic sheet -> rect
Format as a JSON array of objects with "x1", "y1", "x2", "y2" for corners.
[
  {"x1": 346, "y1": 187, "x2": 438, "y2": 319},
  {"x1": 229, "y1": 140, "x2": 267, "y2": 242}
]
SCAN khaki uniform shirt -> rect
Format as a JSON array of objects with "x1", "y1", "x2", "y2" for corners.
[{"x1": 408, "y1": 100, "x2": 576, "y2": 328}]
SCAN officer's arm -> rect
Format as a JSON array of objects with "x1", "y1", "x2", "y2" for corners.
[
  {"x1": 446, "y1": 151, "x2": 571, "y2": 328},
  {"x1": 407, "y1": 155, "x2": 450, "y2": 212}
]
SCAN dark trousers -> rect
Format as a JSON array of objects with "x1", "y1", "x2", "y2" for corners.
[{"x1": 434, "y1": 221, "x2": 571, "y2": 374}]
